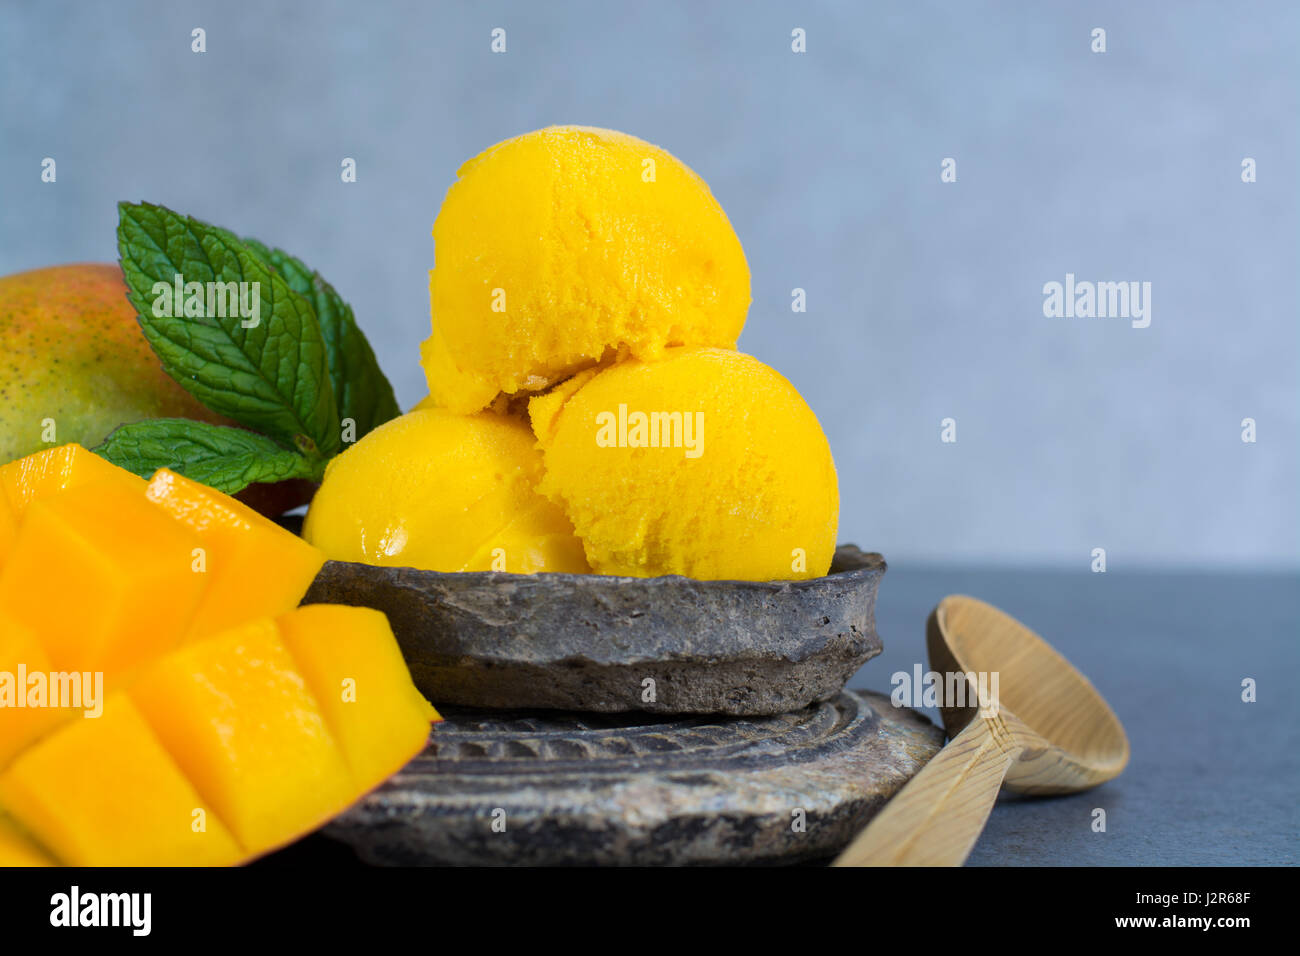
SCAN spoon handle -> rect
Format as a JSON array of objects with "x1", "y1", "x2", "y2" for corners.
[{"x1": 832, "y1": 713, "x2": 1021, "y2": 866}]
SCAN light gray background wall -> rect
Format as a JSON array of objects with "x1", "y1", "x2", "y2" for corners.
[{"x1": 2, "y1": 0, "x2": 1296, "y2": 570}]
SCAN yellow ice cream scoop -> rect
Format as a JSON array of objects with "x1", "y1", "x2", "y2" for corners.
[
  {"x1": 422, "y1": 125, "x2": 752, "y2": 413},
  {"x1": 303, "y1": 408, "x2": 589, "y2": 574},
  {"x1": 529, "y1": 347, "x2": 838, "y2": 581}
]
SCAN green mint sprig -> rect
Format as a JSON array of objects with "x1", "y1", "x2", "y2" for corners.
[
  {"x1": 241, "y1": 238, "x2": 397, "y2": 440},
  {"x1": 95, "y1": 201, "x2": 400, "y2": 496},
  {"x1": 94, "y1": 419, "x2": 318, "y2": 494}
]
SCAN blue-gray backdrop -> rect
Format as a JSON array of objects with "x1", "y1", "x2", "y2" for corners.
[{"x1": 2, "y1": 0, "x2": 1296, "y2": 570}]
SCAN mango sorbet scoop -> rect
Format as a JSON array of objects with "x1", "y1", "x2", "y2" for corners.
[
  {"x1": 0, "y1": 444, "x2": 439, "y2": 866},
  {"x1": 303, "y1": 407, "x2": 590, "y2": 574},
  {"x1": 421, "y1": 125, "x2": 752, "y2": 413},
  {"x1": 530, "y1": 347, "x2": 840, "y2": 581}
]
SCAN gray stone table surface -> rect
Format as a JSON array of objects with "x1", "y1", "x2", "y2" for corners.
[{"x1": 850, "y1": 564, "x2": 1299, "y2": 866}]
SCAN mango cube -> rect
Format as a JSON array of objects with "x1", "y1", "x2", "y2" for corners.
[
  {"x1": 128, "y1": 618, "x2": 356, "y2": 854},
  {"x1": 280, "y1": 604, "x2": 439, "y2": 787},
  {"x1": 0, "y1": 697, "x2": 243, "y2": 866},
  {"x1": 145, "y1": 469, "x2": 325, "y2": 640},
  {"x1": 0, "y1": 443, "x2": 144, "y2": 518},
  {"x1": 0, "y1": 481, "x2": 205, "y2": 678},
  {"x1": 0, "y1": 615, "x2": 74, "y2": 770}
]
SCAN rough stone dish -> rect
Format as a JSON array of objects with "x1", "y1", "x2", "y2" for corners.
[
  {"x1": 324, "y1": 690, "x2": 942, "y2": 866},
  {"x1": 303, "y1": 545, "x2": 885, "y2": 716}
]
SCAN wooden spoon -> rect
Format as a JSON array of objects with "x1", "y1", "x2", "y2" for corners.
[{"x1": 833, "y1": 595, "x2": 1129, "y2": 866}]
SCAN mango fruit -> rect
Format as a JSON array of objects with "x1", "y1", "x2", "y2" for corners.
[
  {"x1": 0, "y1": 264, "x2": 227, "y2": 464},
  {"x1": 0, "y1": 444, "x2": 440, "y2": 866}
]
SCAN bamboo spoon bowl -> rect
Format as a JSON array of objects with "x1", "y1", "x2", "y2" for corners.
[{"x1": 834, "y1": 595, "x2": 1129, "y2": 866}]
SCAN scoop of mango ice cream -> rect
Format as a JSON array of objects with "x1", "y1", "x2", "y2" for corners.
[
  {"x1": 302, "y1": 408, "x2": 589, "y2": 574},
  {"x1": 422, "y1": 125, "x2": 752, "y2": 413},
  {"x1": 528, "y1": 347, "x2": 838, "y2": 580}
]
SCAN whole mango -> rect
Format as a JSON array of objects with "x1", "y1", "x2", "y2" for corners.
[{"x1": 0, "y1": 264, "x2": 228, "y2": 464}]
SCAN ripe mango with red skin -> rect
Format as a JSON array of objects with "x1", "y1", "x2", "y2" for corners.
[{"x1": 0, "y1": 264, "x2": 229, "y2": 464}]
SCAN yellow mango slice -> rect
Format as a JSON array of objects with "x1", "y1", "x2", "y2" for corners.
[
  {"x1": 0, "y1": 615, "x2": 76, "y2": 770},
  {"x1": 0, "y1": 813, "x2": 53, "y2": 867},
  {"x1": 0, "y1": 443, "x2": 144, "y2": 518},
  {"x1": 128, "y1": 618, "x2": 355, "y2": 855},
  {"x1": 279, "y1": 604, "x2": 438, "y2": 787},
  {"x1": 0, "y1": 480, "x2": 205, "y2": 678},
  {"x1": 0, "y1": 696, "x2": 242, "y2": 866},
  {"x1": 145, "y1": 469, "x2": 325, "y2": 640}
]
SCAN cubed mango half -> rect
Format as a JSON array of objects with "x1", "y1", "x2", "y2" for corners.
[{"x1": 0, "y1": 444, "x2": 440, "y2": 865}]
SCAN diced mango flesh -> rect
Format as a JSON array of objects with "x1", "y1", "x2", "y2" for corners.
[
  {"x1": 1, "y1": 607, "x2": 436, "y2": 866},
  {"x1": 0, "y1": 444, "x2": 141, "y2": 572},
  {"x1": 129, "y1": 618, "x2": 356, "y2": 854},
  {"x1": 0, "y1": 445, "x2": 439, "y2": 866},
  {"x1": 145, "y1": 469, "x2": 325, "y2": 640},
  {"x1": 279, "y1": 604, "x2": 437, "y2": 786},
  {"x1": 0, "y1": 697, "x2": 243, "y2": 866},
  {"x1": 0, "y1": 444, "x2": 145, "y2": 518},
  {"x1": 0, "y1": 615, "x2": 74, "y2": 768},
  {"x1": 0, "y1": 481, "x2": 205, "y2": 679}
]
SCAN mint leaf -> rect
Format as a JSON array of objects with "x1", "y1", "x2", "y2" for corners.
[
  {"x1": 242, "y1": 239, "x2": 400, "y2": 440},
  {"x1": 116, "y1": 202, "x2": 341, "y2": 461},
  {"x1": 94, "y1": 419, "x2": 318, "y2": 494}
]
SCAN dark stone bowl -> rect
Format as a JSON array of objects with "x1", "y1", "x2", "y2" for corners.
[{"x1": 302, "y1": 545, "x2": 885, "y2": 716}]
